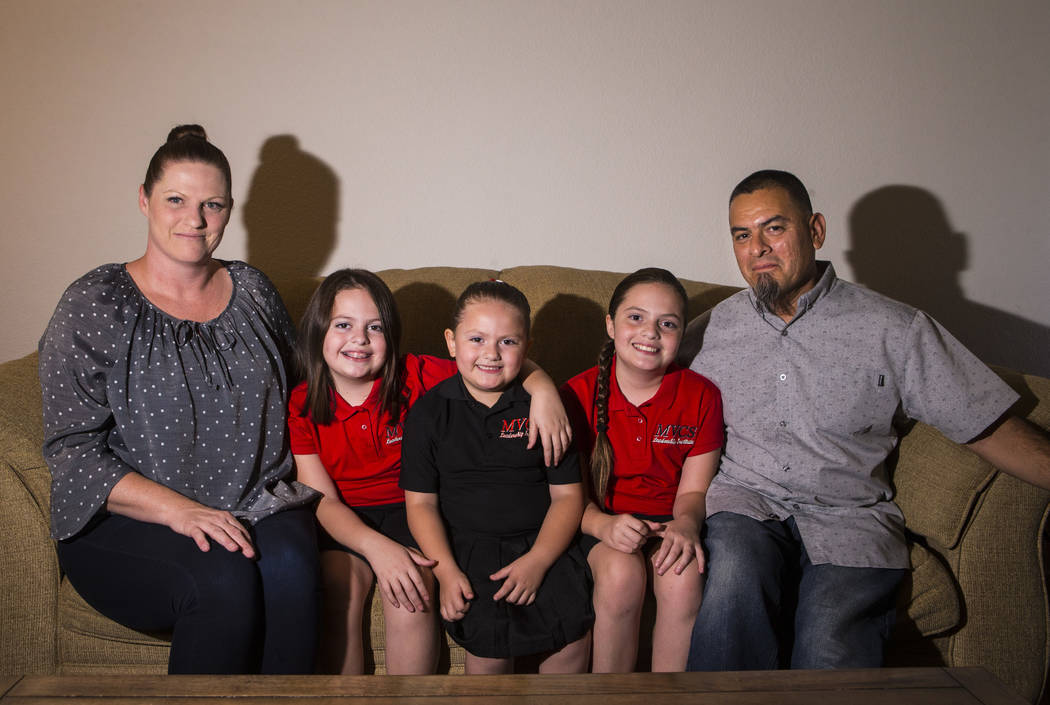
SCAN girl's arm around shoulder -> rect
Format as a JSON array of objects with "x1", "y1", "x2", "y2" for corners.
[{"x1": 520, "y1": 360, "x2": 572, "y2": 467}]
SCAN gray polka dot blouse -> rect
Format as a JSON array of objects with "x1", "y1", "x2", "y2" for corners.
[{"x1": 39, "y1": 261, "x2": 317, "y2": 540}]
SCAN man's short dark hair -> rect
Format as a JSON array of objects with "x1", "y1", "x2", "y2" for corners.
[{"x1": 730, "y1": 170, "x2": 813, "y2": 217}]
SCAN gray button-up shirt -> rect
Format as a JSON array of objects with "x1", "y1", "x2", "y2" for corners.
[{"x1": 686, "y1": 262, "x2": 1017, "y2": 568}]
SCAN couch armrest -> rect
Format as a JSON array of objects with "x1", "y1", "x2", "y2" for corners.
[
  {"x1": 944, "y1": 471, "x2": 1049, "y2": 703},
  {"x1": 0, "y1": 352, "x2": 59, "y2": 675},
  {"x1": 893, "y1": 367, "x2": 1050, "y2": 703}
]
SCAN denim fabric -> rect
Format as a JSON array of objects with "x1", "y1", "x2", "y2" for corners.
[
  {"x1": 687, "y1": 512, "x2": 905, "y2": 670},
  {"x1": 57, "y1": 507, "x2": 319, "y2": 674}
]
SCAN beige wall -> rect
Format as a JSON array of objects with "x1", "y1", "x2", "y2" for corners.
[{"x1": 3, "y1": 0, "x2": 1048, "y2": 375}]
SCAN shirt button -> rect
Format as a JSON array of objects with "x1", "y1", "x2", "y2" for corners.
[
  {"x1": 781, "y1": 464, "x2": 790, "y2": 471},
  {"x1": 637, "y1": 418, "x2": 643, "y2": 424},
  {"x1": 361, "y1": 424, "x2": 367, "y2": 430},
  {"x1": 767, "y1": 513, "x2": 778, "y2": 520},
  {"x1": 635, "y1": 436, "x2": 642, "y2": 442},
  {"x1": 779, "y1": 373, "x2": 787, "y2": 381},
  {"x1": 779, "y1": 421, "x2": 787, "y2": 427}
]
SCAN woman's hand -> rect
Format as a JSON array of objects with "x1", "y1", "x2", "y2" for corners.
[
  {"x1": 435, "y1": 567, "x2": 474, "y2": 622},
  {"x1": 106, "y1": 472, "x2": 256, "y2": 557},
  {"x1": 489, "y1": 551, "x2": 549, "y2": 605},
  {"x1": 167, "y1": 503, "x2": 256, "y2": 558},
  {"x1": 598, "y1": 513, "x2": 663, "y2": 555},
  {"x1": 650, "y1": 516, "x2": 703, "y2": 576},
  {"x1": 364, "y1": 538, "x2": 437, "y2": 612}
]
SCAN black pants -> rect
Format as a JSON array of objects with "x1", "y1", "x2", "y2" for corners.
[{"x1": 57, "y1": 508, "x2": 320, "y2": 674}]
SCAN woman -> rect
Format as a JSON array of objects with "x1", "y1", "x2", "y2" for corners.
[{"x1": 39, "y1": 125, "x2": 320, "y2": 674}]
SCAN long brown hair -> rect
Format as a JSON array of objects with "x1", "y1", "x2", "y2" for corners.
[
  {"x1": 295, "y1": 269, "x2": 405, "y2": 426},
  {"x1": 589, "y1": 268, "x2": 687, "y2": 505}
]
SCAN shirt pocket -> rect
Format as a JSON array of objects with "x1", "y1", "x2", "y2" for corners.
[{"x1": 798, "y1": 364, "x2": 897, "y2": 439}]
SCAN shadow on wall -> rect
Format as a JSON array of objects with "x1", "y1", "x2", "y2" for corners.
[
  {"x1": 243, "y1": 135, "x2": 339, "y2": 324},
  {"x1": 392, "y1": 283, "x2": 457, "y2": 359},
  {"x1": 531, "y1": 294, "x2": 606, "y2": 386},
  {"x1": 846, "y1": 185, "x2": 1050, "y2": 377}
]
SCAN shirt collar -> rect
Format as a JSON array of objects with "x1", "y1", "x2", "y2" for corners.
[
  {"x1": 331, "y1": 379, "x2": 381, "y2": 421},
  {"x1": 439, "y1": 373, "x2": 528, "y2": 412},
  {"x1": 608, "y1": 356, "x2": 683, "y2": 413}
]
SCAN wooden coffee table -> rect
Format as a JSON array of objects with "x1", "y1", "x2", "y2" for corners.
[{"x1": 0, "y1": 667, "x2": 1028, "y2": 704}]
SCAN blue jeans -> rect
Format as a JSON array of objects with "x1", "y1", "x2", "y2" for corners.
[
  {"x1": 687, "y1": 512, "x2": 906, "y2": 670},
  {"x1": 57, "y1": 507, "x2": 320, "y2": 674}
]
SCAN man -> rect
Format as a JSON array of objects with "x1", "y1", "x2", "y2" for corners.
[{"x1": 681, "y1": 169, "x2": 1050, "y2": 670}]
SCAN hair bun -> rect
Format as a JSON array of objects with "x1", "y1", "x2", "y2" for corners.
[{"x1": 166, "y1": 124, "x2": 208, "y2": 142}]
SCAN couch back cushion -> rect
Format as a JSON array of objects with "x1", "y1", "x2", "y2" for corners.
[{"x1": 892, "y1": 367, "x2": 1050, "y2": 549}]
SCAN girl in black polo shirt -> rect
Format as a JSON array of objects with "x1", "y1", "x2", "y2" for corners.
[{"x1": 401, "y1": 281, "x2": 593, "y2": 674}]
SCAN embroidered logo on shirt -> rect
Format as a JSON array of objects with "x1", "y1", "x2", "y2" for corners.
[
  {"x1": 652, "y1": 423, "x2": 697, "y2": 445},
  {"x1": 385, "y1": 423, "x2": 404, "y2": 445},
  {"x1": 499, "y1": 417, "x2": 529, "y2": 439}
]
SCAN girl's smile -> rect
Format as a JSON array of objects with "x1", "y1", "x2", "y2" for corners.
[
  {"x1": 323, "y1": 287, "x2": 388, "y2": 402},
  {"x1": 606, "y1": 282, "x2": 683, "y2": 378}
]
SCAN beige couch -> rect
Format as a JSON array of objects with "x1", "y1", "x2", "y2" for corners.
[{"x1": 2, "y1": 265, "x2": 1048, "y2": 701}]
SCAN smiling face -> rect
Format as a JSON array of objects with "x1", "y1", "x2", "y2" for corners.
[
  {"x1": 444, "y1": 298, "x2": 528, "y2": 407},
  {"x1": 607, "y1": 281, "x2": 684, "y2": 379},
  {"x1": 138, "y1": 160, "x2": 231, "y2": 267},
  {"x1": 322, "y1": 287, "x2": 389, "y2": 401},
  {"x1": 730, "y1": 186, "x2": 826, "y2": 320}
]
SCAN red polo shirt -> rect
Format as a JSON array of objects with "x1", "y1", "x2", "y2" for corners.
[
  {"x1": 561, "y1": 361, "x2": 723, "y2": 516},
  {"x1": 289, "y1": 353, "x2": 457, "y2": 506}
]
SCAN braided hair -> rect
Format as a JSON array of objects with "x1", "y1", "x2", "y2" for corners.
[{"x1": 589, "y1": 268, "x2": 687, "y2": 505}]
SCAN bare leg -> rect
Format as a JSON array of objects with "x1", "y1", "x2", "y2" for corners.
[
  {"x1": 649, "y1": 542, "x2": 703, "y2": 672},
  {"x1": 587, "y1": 542, "x2": 647, "y2": 672},
  {"x1": 538, "y1": 631, "x2": 592, "y2": 674},
  {"x1": 317, "y1": 551, "x2": 374, "y2": 675},
  {"x1": 381, "y1": 566, "x2": 440, "y2": 674},
  {"x1": 465, "y1": 652, "x2": 514, "y2": 674}
]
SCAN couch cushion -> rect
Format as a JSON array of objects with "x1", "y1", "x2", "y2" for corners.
[
  {"x1": 499, "y1": 265, "x2": 738, "y2": 385},
  {"x1": 892, "y1": 423, "x2": 996, "y2": 550},
  {"x1": 898, "y1": 541, "x2": 962, "y2": 637},
  {"x1": 892, "y1": 367, "x2": 1050, "y2": 550}
]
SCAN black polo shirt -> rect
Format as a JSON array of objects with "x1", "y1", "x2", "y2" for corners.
[{"x1": 400, "y1": 375, "x2": 581, "y2": 537}]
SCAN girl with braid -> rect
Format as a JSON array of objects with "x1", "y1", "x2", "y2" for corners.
[{"x1": 560, "y1": 268, "x2": 723, "y2": 672}]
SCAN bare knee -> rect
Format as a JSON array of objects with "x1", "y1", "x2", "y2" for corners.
[
  {"x1": 321, "y1": 552, "x2": 373, "y2": 614},
  {"x1": 590, "y1": 546, "x2": 647, "y2": 617},
  {"x1": 653, "y1": 568, "x2": 703, "y2": 621}
]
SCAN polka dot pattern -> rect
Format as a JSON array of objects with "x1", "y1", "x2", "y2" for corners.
[{"x1": 40, "y1": 261, "x2": 311, "y2": 540}]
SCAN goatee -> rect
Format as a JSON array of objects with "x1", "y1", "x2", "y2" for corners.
[{"x1": 754, "y1": 274, "x2": 793, "y2": 317}]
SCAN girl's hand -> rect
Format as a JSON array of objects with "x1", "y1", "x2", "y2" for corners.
[
  {"x1": 526, "y1": 386, "x2": 572, "y2": 467},
  {"x1": 489, "y1": 552, "x2": 548, "y2": 605},
  {"x1": 650, "y1": 517, "x2": 703, "y2": 576},
  {"x1": 436, "y1": 567, "x2": 474, "y2": 622},
  {"x1": 598, "y1": 513, "x2": 663, "y2": 555},
  {"x1": 168, "y1": 504, "x2": 256, "y2": 558},
  {"x1": 365, "y1": 539, "x2": 437, "y2": 612}
]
